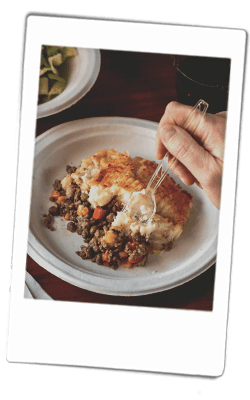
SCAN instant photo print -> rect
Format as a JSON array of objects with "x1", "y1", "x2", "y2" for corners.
[{"x1": 7, "y1": 15, "x2": 246, "y2": 377}]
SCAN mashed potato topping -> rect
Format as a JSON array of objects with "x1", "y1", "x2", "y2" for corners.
[
  {"x1": 88, "y1": 185, "x2": 116, "y2": 207},
  {"x1": 111, "y1": 211, "x2": 156, "y2": 236},
  {"x1": 60, "y1": 148, "x2": 193, "y2": 256}
]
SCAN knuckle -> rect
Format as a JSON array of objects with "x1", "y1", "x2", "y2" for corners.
[{"x1": 165, "y1": 101, "x2": 179, "y2": 115}]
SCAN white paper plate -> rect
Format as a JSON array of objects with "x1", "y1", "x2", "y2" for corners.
[
  {"x1": 37, "y1": 48, "x2": 101, "y2": 119},
  {"x1": 28, "y1": 117, "x2": 219, "y2": 296}
]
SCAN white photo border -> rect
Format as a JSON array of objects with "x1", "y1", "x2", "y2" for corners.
[{"x1": 7, "y1": 15, "x2": 246, "y2": 377}]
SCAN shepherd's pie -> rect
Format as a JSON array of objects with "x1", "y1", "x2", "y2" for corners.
[{"x1": 43, "y1": 149, "x2": 193, "y2": 269}]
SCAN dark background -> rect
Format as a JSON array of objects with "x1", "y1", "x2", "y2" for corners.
[{"x1": 0, "y1": 0, "x2": 250, "y2": 400}]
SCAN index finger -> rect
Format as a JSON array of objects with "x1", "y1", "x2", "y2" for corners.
[
  {"x1": 158, "y1": 101, "x2": 207, "y2": 146},
  {"x1": 155, "y1": 101, "x2": 225, "y2": 160}
]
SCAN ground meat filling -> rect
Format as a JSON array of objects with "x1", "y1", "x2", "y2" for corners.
[
  {"x1": 66, "y1": 165, "x2": 77, "y2": 174},
  {"x1": 43, "y1": 166, "x2": 149, "y2": 269},
  {"x1": 43, "y1": 213, "x2": 55, "y2": 231}
]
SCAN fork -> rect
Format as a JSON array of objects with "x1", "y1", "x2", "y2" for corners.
[{"x1": 122, "y1": 99, "x2": 209, "y2": 224}]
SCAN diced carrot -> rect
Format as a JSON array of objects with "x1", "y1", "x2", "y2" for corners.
[
  {"x1": 128, "y1": 255, "x2": 143, "y2": 264},
  {"x1": 93, "y1": 207, "x2": 107, "y2": 220},
  {"x1": 77, "y1": 205, "x2": 89, "y2": 216},
  {"x1": 51, "y1": 190, "x2": 60, "y2": 198},
  {"x1": 102, "y1": 250, "x2": 109, "y2": 262},
  {"x1": 64, "y1": 212, "x2": 70, "y2": 221},
  {"x1": 105, "y1": 230, "x2": 117, "y2": 244},
  {"x1": 57, "y1": 196, "x2": 67, "y2": 203},
  {"x1": 103, "y1": 261, "x2": 110, "y2": 267}
]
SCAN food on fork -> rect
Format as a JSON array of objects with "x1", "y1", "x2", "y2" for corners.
[{"x1": 43, "y1": 149, "x2": 193, "y2": 269}]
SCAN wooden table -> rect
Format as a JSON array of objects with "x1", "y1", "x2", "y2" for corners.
[{"x1": 26, "y1": 49, "x2": 216, "y2": 311}]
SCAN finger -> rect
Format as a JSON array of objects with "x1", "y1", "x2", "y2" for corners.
[
  {"x1": 155, "y1": 133, "x2": 196, "y2": 185},
  {"x1": 155, "y1": 137, "x2": 204, "y2": 188},
  {"x1": 155, "y1": 128, "x2": 167, "y2": 160},
  {"x1": 158, "y1": 101, "x2": 225, "y2": 160},
  {"x1": 159, "y1": 101, "x2": 194, "y2": 128},
  {"x1": 167, "y1": 153, "x2": 196, "y2": 186},
  {"x1": 158, "y1": 123, "x2": 214, "y2": 186},
  {"x1": 155, "y1": 101, "x2": 206, "y2": 160},
  {"x1": 216, "y1": 111, "x2": 227, "y2": 118}
]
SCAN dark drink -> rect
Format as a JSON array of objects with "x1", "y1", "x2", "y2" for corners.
[{"x1": 174, "y1": 56, "x2": 231, "y2": 114}]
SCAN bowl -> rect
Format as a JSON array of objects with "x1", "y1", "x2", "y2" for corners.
[{"x1": 37, "y1": 48, "x2": 101, "y2": 119}]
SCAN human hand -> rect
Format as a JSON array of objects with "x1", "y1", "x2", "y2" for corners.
[{"x1": 155, "y1": 101, "x2": 227, "y2": 209}]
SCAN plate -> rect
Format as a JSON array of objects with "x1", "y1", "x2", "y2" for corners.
[
  {"x1": 37, "y1": 48, "x2": 101, "y2": 119},
  {"x1": 28, "y1": 117, "x2": 219, "y2": 296}
]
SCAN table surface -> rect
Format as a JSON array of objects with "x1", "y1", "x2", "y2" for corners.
[{"x1": 26, "y1": 49, "x2": 216, "y2": 311}]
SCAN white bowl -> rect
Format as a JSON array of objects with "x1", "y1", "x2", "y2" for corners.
[{"x1": 37, "y1": 48, "x2": 101, "y2": 119}]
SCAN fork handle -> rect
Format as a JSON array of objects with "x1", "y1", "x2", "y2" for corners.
[{"x1": 148, "y1": 99, "x2": 209, "y2": 193}]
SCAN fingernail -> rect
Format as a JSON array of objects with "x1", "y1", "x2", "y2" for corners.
[{"x1": 180, "y1": 176, "x2": 186, "y2": 184}]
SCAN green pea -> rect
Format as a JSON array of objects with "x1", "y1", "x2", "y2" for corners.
[
  {"x1": 81, "y1": 193, "x2": 89, "y2": 202},
  {"x1": 90, "y1": 226, "x2": 97, "y2": 236}
]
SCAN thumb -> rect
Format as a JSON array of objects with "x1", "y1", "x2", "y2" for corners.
[{"x1": 157, "y1": 123, "x2": 215, "y2": 187}]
